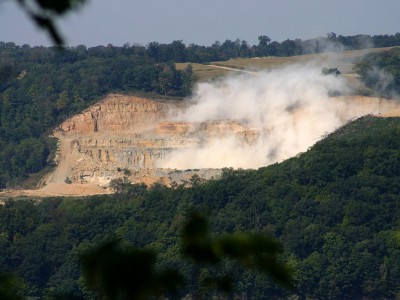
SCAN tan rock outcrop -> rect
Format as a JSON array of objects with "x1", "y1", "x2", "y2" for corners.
[
  {"x1": 45, "y1": 93, "x2": 400, "y2": 191},
  {"x1": 51, "y1": 94, "x2": 245, "y2": 187},
  {"x1": 59, "y1": 94, "x2": 180, "y2": 134}
]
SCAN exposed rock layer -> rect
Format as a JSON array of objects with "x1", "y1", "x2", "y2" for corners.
[
  {"x1": 47, "y1": 94, "x2": 400, "y2": 189},
  {"x1": 51, "y1": 94, "x2": 232, "y2": 186}
]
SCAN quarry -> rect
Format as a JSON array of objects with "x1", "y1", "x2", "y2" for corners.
[
  {"x1": 3, "y1": 62, "x2": 400, "y2": 197},
  {"x1": 18, "y1": 92, "x2": 397, "y2": 197},
  {"x1": 45, "y1": 94, "x2": 226, "y2": 192}
]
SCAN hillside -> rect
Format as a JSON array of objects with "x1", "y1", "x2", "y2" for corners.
[
  {"x1": 2, "y1": 92, "x2": 400, "y2": 198},
  {"x1": 2, "y1": 36, "x2": 400, "y2": 298},
  {"x1": 1, "y1": 44, "x2": 399, "y2": 197},
  {"x1": 1, "y1": 115, "x2": 400, "y2": 298}
]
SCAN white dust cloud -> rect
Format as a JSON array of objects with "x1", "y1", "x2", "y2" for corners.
[{"x1": 158, "y1": 63, "x2": 370, "y2": 170}]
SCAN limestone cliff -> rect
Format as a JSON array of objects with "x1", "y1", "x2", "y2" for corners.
[
  {"x1": 46, "y1": 93, "x2": 400, "y2": 189},
  {"x1": 51, "y1": 94, "x2": 255, "y2": 186},
  {"x1": 59, "y1": 94, "x2": 180, "y2": 134}
]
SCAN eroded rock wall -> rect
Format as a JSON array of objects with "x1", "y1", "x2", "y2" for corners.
[
  {"x1": 59, "y1": 94, "x2": 180, "y2": 134},
  {"x1": 52, "y1": 94, "x2": 235, "y2": 186},
  {"x1": 49, "y1": 94, "x2": 400, "y2": 187}
]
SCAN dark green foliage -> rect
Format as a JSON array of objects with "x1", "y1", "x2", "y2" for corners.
[
  {"x1": 80, "y1": 213, "x2": 290, "y2": 299},
  {"x1": 80, "y1": 239, "x2": 184, "y2": 300},
  {"x1": 0, "y1": 273, "x2": 25, "y2": 300},
  {"x1": 109, "y1": 179, "x2": 147, "y2": 198},
  {"x1": 354, "y1": 47, "x2": 400, "y2": 96},
  {"x1": 181, "y1": 212, "x2": 292, "y2": 291},
  {"x1": 322, "y1": 67, "x2": 341, "y2": 76}
]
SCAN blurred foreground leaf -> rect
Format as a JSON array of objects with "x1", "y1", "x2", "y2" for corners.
[
  {"x1": 16, "y1": 0, "x2": 88, "y2": 45},
  {"x1": 80, "y1": 212, "x2": 292, "y2": 299},
  {"x1": 0, "y1": 273, "x2": 25, "y2": 300},
  {"x1": 80, "y1": 239, "x2": 183, "y2": 299},
  {"x1": 182, "y1": 212, "x2": 293, "y2": 291}
]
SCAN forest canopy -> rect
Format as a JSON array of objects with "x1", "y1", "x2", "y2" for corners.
[{"x1": 1, "y1": 116, "x2": 400, "y2": 299}]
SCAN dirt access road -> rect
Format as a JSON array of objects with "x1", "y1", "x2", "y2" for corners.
[{"x1": 0, "y1": 132, "x2": 111, "y2": 199}]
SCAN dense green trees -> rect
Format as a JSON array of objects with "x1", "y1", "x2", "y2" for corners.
[{"x1": 1, "y1": 116, "x2": 400, "y2": 299}]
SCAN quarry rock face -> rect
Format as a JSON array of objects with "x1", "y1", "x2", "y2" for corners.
[
  {"x1": 332, "y1": 96, "x2": 400, "y2": 118},
  {"x1": 48, "y1": 93, "x2": 400, "y2": 189},
  {"x1": 59, "y1": 95, "x2": 174, "y2": 134},
  {"x1": 51, "y1": 94, "x2": 242, "y2": 186}
]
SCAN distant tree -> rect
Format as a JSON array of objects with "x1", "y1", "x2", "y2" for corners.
[
  {"x1": 321, "y1": 67, "x2": 341, "y2": 76},
  {"x1": 258, "y1": 35, "x2": 271, "y2": 47},
  {"x1": 55, "y1": 90, "x2": 69, "y2": 112},
  {"x1": 277, "y1": 39, "x2": 297, "y2": 56},
  {"x1": 147, "y1": 42, "x2": 160, "y2": 61},
  {"x1": 239, "y1": 40, "x2": 252, "y2": 57},
  {"x1": 182, "y1": 64, "x2": 195, "y2": 95},
  {"x1": 326, "y1": 32, "x2": 337, "y2": 41},
  {"x1": 170, "y1": 40, "x2": 188, "y2": 62},
  {"x1": 109, "y1": 177, "x2": 133, "y2": 194},
  {"x1": 256, "y1": 35, "x2": 271, "y2": 56}
]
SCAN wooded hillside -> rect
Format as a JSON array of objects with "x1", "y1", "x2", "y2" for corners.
[{"x1": 1, "y1": 116, "x2": 400, "y2": 299}]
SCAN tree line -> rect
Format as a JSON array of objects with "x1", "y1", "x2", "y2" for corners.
[
  {"x1": 126, "y1": 32, "x2": 400, "y2": 62},
  {"x1": 123, "y1": 32, "x2": 400, "y2": 62}
]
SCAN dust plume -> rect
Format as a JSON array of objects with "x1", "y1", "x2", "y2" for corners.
[{"x1": 158, "y1": 63, "x2": 362, "y2": 169}]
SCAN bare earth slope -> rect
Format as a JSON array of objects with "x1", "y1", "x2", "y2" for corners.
[{"x1": 2, "y1": 93, "x2": 400, "y2": 198}]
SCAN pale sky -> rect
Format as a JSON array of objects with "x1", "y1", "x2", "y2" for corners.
[{"x1": 1, "y1": 0, "x2": 399, "y2": 47}]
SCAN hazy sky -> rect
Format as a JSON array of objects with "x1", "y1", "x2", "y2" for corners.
[{"x1": 1, "y1": 0, "x2": 399, "y2": 47}]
